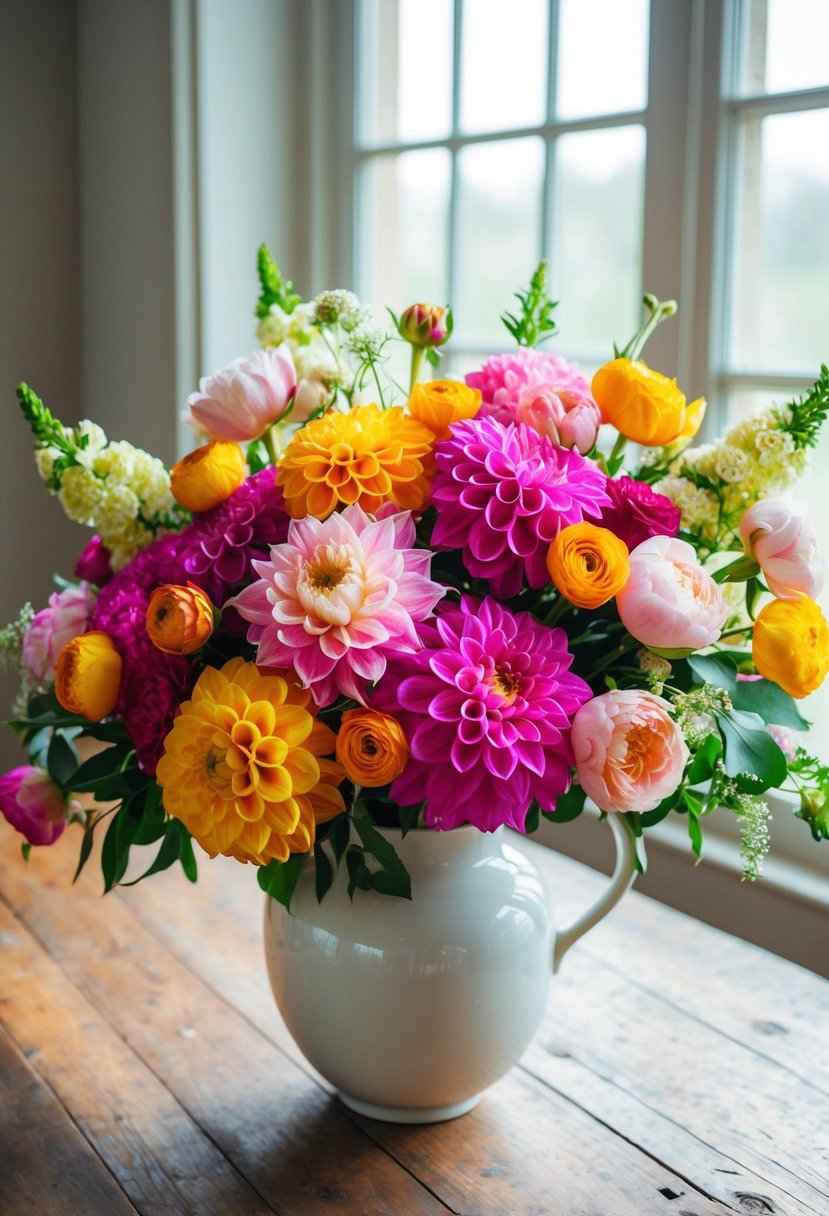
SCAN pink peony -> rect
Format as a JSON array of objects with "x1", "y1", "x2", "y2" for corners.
[
  {"x1": 22, "y1": 583, "x2": 95, "y2": 684},
  {"x1": 572, "y1": 690, "x2": 689, "y2": 814},
  {"x1": 371, "y1": 596, "x2": 592, "y2": 832},
  {"x1": 466, "y1": 348, "x2": 591, "y2": 425},
  {"x1": 616, "y1": 535, "x2": 727, "y2": 655},
  {"x1": 597, "y1": 476, "x2": 681, "y2": 551},
  {"x1": 184, "y1": 346, "x2": 297, "y2": 442},
  {"x1": 739, "y1": 497, "x2": 826, "y2": 600},
  {"x1": 228, "y1": 504, "x2": 446, "y2": 707},
  {"x1": 515, "y1": 385, "x2": 601, "y2": 454},
  {"x1": 431, "y1": 416, "x2": 610, "y2": 598},
  {"x1": 0, "y1": 765, "x2": 75, "y2": 846},
  {"x1": 74, "y1": 535, "x2": 113, "y2": 585}
]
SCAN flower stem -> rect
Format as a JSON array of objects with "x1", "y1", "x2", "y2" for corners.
[
  {"x1": 408, "y1": 346, "x2": 425, "y2": 396},
  {"x1": 542, "y1": 595, "x2": 570, "y2": 628},
  {"x1": 621, "y1": 294, "x2": 678, "y2": 362},
  {"x1": 606, "y1": 431, "x2": 628, "y2": 475},
  {"x1": 262, "y1": 425, "x2": 280, "y2": 466}
]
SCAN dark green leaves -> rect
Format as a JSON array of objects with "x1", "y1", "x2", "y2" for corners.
[
  {"x1": 501, "y1": 260, "x2": 558, "y2": 348},
  {"x1": 542, "y1": 784, "x2": 586, "y2": 824},
  {"x1": 688, "y1": 651, "x2": 807, "y2": 730},
  {"x1": 349, "y1": 819, "x2": 412, "y2": 900},
  {"x1": 716, "y1": 709, "x2": 788, "y2": 793},
  {"x1": 46, "y1": 733, "x2": 78, "y2": 785},
  {"x1": 258, "y1": 852, "x2": 307, "y2": 910}
]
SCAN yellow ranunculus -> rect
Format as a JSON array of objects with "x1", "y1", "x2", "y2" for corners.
[
  {"x1": 592, "y1": 358, "x2": 700, "y2": 447},
  {"x1": 55, "y1": 631, "x2": 122, "y2": 721},
  {"x1": 170, "y1": 440, "x2": 246, "y2": 512},
  {"x1": 546, "y1": 523, "x2": 629, "y2": 610},
  {"x1": 146, "y1": 583, "x2": 215, "y2": 655},
  {"x1": 408, "y1": 380, "x2": 482, "y2": 441},
  {"x1": 335, "y1": 709, "x2": 410, "y2": 788},
  {"x1": 752, "y1": 596, "x2": 829, "y2": 699}
]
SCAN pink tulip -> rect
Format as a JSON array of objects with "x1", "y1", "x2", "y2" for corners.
[
  {"x1": 0, "y1": 766, "x2": 74, "y2": 847},
  {"x1": 515, "y1": 385, "x2": 601, "y2": 454},
  {"x1": 572, "y1": 690, "x2": 689, "y2": 814},
  {"x1": 22, "y1": 582, "x2": 95, "y2": 684},
  {"x1": 616, "y1": 535, "x2": 727, "y2": 656},
  {"x1": 739, "y1": 497, "x2": 825, "y2": 600},
  {"x1": 184, "y1": 346, "x2": 297, "y2": 442}
]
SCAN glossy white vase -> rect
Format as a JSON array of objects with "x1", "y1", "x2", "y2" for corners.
[{"x1": 263, "y1": 818, "x2": 636, "y2": 1123}]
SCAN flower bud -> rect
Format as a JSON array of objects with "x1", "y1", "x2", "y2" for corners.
[
  {"x1": 335, "y1": 709, "x2": 410, "y2": 787},
  {"x1": 55, "y1": 631, "x2": 122, "y2": 720},
  {"x1": 398, "y1": 304, "x2": 450, "y2": 349},
  {"x1": 739, "y1": 497, "x2": 825, "y2": 600},
  {"x1": 146, "y1": 583, "x2": 215, "y2": 655},
  {"x1": 171, "y1": 440, "x2": 247, "y2": 513},
  {"x1": 516, "y1": 385, "x2": 601, "y2": 454},
  {"x1": 0, "y1": 765, "x2": 73, "y2": 847}
]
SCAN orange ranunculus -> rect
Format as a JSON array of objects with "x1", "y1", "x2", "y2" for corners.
[
  {"x1": 546, "y1": 523, "x2": 629, "y2": 610},
  {"x1": 752, "y1": 596, "x2": 829, "y2": 699},
  {"x1": 408, "y1": 380, "x2": 482, "y2": 441},
  {"x1": 592, "y1": 358, "x2": 702, "y2": 447},
  {"x1": 170, "y1": 440, "x2": 246, "y2": 512},
  {"x1": 335, "y1": 708, "x2": 410, "y2": 787},
  {"x1": 54, "y1": 631, "x2": 122, "y2": 721},
  {"x1": 146, "y1": 583, "x2": 215, "y2": 655}
]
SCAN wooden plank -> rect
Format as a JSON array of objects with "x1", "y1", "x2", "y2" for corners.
[
  {"x1": 0, "y1": 897, "x2": 277, "y2": 1216},
  {"x1": 525, "y1": 838, "x2": 829, "y2": 1096},
  {"x1": 124, "y1": 843, "x2": 829, "y2": 1215},
  {"x1": 0, "y1": 834, "x2": 453, "y2": 1216},
  {"x1": 0, "y1": 1021, "x2": 139, "y2": 1216}
]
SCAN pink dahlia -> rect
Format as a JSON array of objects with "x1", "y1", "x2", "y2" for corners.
[
  {"x1": 466, "y1": 348, "x2": 591, "y2": 425},
  {"x1": 228, "y1": 504, "x2": 446, "y2": 707},
  {"x1": 182, "y1": 467, "x2": 290, "y2": 605},
  {"x1": 371, "y1": 596, "x2": 591, "y2": 832},
  {"x1": 92, "y1": 531, "x2": 196, "y2": 773},
  {"x1": 431, "y1": 417, "x2": 610, "y2": 598},
  {"x1": 597, "y1": 476, "x2": 681, "y2": 551}
]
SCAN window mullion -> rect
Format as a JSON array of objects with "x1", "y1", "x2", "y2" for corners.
[
  {"x1": 540, "y1": 0, "x2": 559, "y2": 262},
  {"x1": 446, "y1": 0, "x2": 463, "y2": 321}
]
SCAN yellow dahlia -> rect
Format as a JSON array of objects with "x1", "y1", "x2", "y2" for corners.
[
  {"x1": 276, "y1": 403, "x2": 434, "y2": 520},
  {"x1": 156, "y1": 657, "x2": 344, "y2": 865}
]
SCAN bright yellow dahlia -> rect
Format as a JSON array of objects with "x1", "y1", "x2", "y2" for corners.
[
  {"x1": 276, "y1": 403, "x2": 434, "y2": 520},
  {"x1": 156, "y1": 657, "x2": 344, "y2": 865}
]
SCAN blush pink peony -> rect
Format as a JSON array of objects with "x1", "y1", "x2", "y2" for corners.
[
  {"x1": 572, "y1": 690, "x2": 689, "y2": 813},
  {"x1": 184, "y1": 346, "x2": 297, "y2": 442},
  {"x1": 22, "y1": 582, "x2": 95, "y2": 684},
  {"x1": 0, "y1": 765, "x2": 77, "y2": 846},
  {"x1": 466, "y1": 349, "x2": 591, "y2": 425},
  {"x1": 515, "y1": 385, "x2": 601, "y2": 454},
  {"x1": 616, "y1": 535, "x2": 727, "y2": 655},
  {"x1": 739, "y1": 497, "x2": 826, "y2": 600},
  {"x1": 228, "y1": 504, "x2": 446, "y2": 706}
]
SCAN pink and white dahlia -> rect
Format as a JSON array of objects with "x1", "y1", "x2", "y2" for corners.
[
  {"x1": 371, "y1": 596, "x2": 592, "y2": 832},
  {"x1": 466, "y1": 348, "x2": 591, "y2": 425},
  {"x1": 229, "y1": 504, "x2": 446, "y2": 706},
  {"x1": 431, "y1": 417, "x2": 610, "y2": 598}
]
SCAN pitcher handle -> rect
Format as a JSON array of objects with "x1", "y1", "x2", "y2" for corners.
[{"x1": 552, "y1": 812, "x2": 639, "y2": 974}]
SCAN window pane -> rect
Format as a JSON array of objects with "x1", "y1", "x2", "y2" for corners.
[
  {"x1": 358, "y1": 149, "x2": 451, "y2": 317},
  {"x1": 551, "y1": 126, "x2": 645, "y2": 359},
  {"x1": 557, "y1": 0, "x2": 649, "y2": 119},
  {"x1": 359, "y1": 0, "x2": 453, "y2": 144},
  {"x1": 731, "y1": 109, "x2": 829, "y2": 374},
  {"x1": 459, "y1": 0, "x2": 548, "y2": 134},
  {"x1": 454, "y1": 138, "x2": 544, "y2": 345},
  {"x1": 740, "y1": 0, "x2": 829, "y2": 95}
]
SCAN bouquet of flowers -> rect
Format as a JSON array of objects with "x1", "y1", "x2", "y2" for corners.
[{"x1": 1, "y1": 248, "x2": 828, "y2": 906}]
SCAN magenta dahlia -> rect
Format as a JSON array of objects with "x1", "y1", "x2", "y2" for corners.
[
  {"x1": 371, "y1": 596, "x2": 591, "y2": 832},
  {"x1": 182, "y1": 467, "x2": 290, "y2": 605},
  {"x1": 466, "y1": 348, "x2": 591, "y2": 425},
  {"x1": 431, "y1": 417, "x2": 610, "y2": 598},
  {"x1": 92, "y1": 531, "x2": 196, "y2": 773}
]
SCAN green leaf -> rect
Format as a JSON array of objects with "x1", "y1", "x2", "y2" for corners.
[
  {"x1": 731, "y1": 678, "x2": 809, "y2": 731},
  {"x1": 246, "y1": 440, "x2": 268, "y2": 473},
  {"x1": 314, "y1": 842, "x2": 334, "y2": 903},
  {"x1": 688, "y1": 652, "x2": 738, "y2": 693},
  {"x1": 345, "y1": 846, "x2": 373, "y2": 899},
  {"x1": 396, "y1": 802, "x2": 422, "y2": 837},
  {"x1": 687, "y1": 810, "x2": 703, "y2": 858},
  {"x1": 524, "y1": 802, "x2": 541, "y2": 834},
  {"x1": 687, "y1": 734, "x2": 723, "y2": 783},
  {"x1": 639, "y1": 799, "x2": 675, "y2": 828},
  {"x1": 257, "y1": 852, "x2": 307, "y2": 911},
  {"x1": 100, "y1": 805, "x2": 128, "y2": 892},
  {"x1": 46, "y1": 733, "x2": 79, "y2": 786},
  {"x1": 177, "y1": 828, "x2": 198, "y2": 883},
  {"x1": 542, "y1": 784, "x2": 586, "y2": 824},
  {"x1": 353, "y1": 819, "x2": 412, "y2": 900},
  {"x1": 21, "y1": 842, "x2": 31, "y2": 862},
  {"x1": 327, "y1": 815, "x2": 350, "y2": 868},
  {"x1": 715, "y1": 709, "x2": 788, "y2": 792},
  {"x1": 121, "y1": 819, "x2": 185, "y2": 887},
  {"x1": 64, "y1": 744, "x2": 132, "y2": 790}
]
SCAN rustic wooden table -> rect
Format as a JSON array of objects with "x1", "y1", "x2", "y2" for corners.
[{"x1": 1, "y1": 826, "x2": 827, "y2": 1216}]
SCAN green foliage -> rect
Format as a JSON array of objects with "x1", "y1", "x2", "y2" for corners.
[
  {"x1": 784, "y1": 363, "x2": 829, "y2": 449},
  {"x1": 542, "y1": 783, "x2": 586, "y2": 824},
  {"x1": 16, "y1": 383, "x2": 72, "y2": 450},
  {"x1": 688, "y1": 652, "x2": 807, "y2": 729},
  {"x1": 715, "y1": 709, "x2": 788, "y2": 793},
  {"x1": 255, "y1": 244, "x2": 301, "y2": 318},
  {"x1": 258, "y1": 851, "x2": 308, "y2": 909},
  {"x1": 501, "y1": 261, "x2": 558, "y2": 348},
  {"x1": 348, "y1": 818, "x2": 412, "y2": 900}
]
